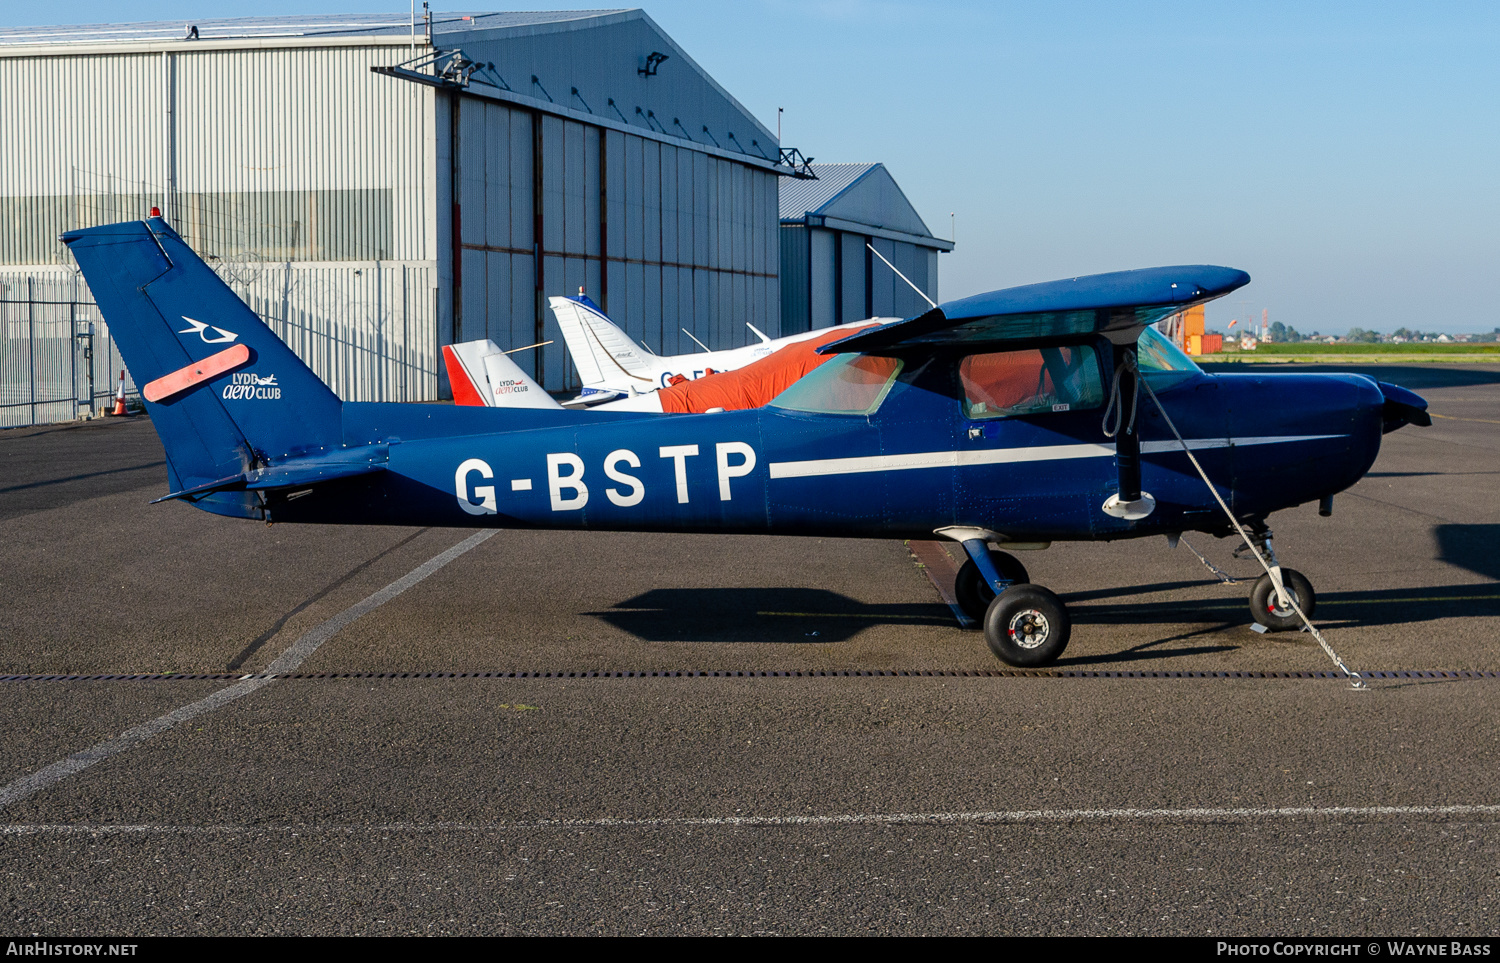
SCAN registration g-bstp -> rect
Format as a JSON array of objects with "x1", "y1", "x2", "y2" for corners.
[{"x1": 456, "y1": 442, "x2": 757, "y2": 515}]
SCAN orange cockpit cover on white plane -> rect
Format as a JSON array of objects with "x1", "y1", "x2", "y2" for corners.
[{"x1": 656, "y1": 323, "x2": 879, "y2": 414}]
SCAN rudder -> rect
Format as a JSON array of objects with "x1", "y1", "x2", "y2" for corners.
[{"x1": 547, "y1": 293, "x2": 655, "y2": 390}]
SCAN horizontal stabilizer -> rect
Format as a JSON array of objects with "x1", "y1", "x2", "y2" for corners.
[
  {"x1": 820, "y1": 265, "x2": 1250, "y2": 355},
  {"x1": 562, "y1": 386, "x2": 625, "y2": 408},
  {"x1": 151, "y1": 445, "x2": 389, "y2": 503}
]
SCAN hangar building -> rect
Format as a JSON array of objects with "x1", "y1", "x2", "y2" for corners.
[
  {"x1": 0, "y1": 9, "x2": 788, "y2": 408},
  {"x1": 779, "y1": 163, "x2": 953, "y2": 333}
]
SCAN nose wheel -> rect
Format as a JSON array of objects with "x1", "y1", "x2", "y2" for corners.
[
  {"x1": 1249, "y1": 568, "x2": 1316, "y2": 632},
  {"x1": 1232, "y1": 527, "x2": 1317, "y2": 633}
]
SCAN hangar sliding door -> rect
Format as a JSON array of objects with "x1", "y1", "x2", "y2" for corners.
[
  {"x1": 456, "y1": 98, "x2": 779, "y2": 392},
  {"x1": 604, "y1": 130, "x2": 779, "y2": 384},
  {"x1": 456, "y1": 100, "x2": 539, "y2": 379}
]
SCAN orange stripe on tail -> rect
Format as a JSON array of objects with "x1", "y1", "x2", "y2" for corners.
[{"x1": 142, "y1": 343, "x2": 250, "y2": 403}]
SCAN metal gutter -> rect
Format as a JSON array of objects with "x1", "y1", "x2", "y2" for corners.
[
  {"x1": 373, "y1": 63, "x2": 788, "y2": 176},
  {"x1": 0, "y1": 35, "x2": 424, "y2": 57}
]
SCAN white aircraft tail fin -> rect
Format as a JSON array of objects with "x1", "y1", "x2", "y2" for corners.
[
  {"x1": 443, "y1": 340, "x2": 562, "y2": 410},
  {"x1": 548, "y1": 294, "x2": 654, "y2": 388}
]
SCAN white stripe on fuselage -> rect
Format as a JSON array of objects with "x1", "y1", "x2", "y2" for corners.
[{"x1": 766, "y1": 435, "x2": 1345, "y2": 480}]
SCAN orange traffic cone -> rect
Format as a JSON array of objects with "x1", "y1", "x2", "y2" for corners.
[{"x1": 111, "y1": 370, "x2": 130, "y2": 416}]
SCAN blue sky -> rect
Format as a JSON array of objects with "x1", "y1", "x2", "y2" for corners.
[{"x1": 9, "y1": 2, "x2": 1499, "y2": 333}]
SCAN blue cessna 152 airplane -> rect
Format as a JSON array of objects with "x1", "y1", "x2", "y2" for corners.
[{"x1": 63, "y1": 218, "x2": 1429, "y2": 667}]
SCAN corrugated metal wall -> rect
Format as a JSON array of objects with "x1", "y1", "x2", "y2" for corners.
[
  {"x1": 0, "y1": 42, "x2": 438, "y2": 411},
  {"x1": 0, "y1": 44, "x2": 431, "y2": 265},
  {"x1": 782, "y1": 224, "x2": 941, "y2": 331}
]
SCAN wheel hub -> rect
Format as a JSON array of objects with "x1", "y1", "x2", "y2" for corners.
[
  {"x1": 1007, "y1": 609, "x2": 1051, "y2": 649},
  {"x1": 1267, "y1": 590, "x2": 1298, "y2": 617}
]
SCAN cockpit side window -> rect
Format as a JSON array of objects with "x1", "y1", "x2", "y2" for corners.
[{"x1": 959, "y1": 345, "x2": 1104, "y2": 420}]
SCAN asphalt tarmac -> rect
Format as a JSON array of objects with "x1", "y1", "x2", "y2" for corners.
[{"x1": 0, "y1": 364, "x2": 1496, "y2": 935}]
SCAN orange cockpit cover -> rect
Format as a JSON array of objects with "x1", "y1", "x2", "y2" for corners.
[{"x1": 656, "y1": 323, "x2": 879, "y2": 414}]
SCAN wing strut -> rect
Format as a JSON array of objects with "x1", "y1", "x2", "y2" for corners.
[{"x1": 1100, "y1": 335, "x2": 1154, "y2": 520}]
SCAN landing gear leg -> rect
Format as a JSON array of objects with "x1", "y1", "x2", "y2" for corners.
[
  {"x1": 947, "y1": 533, "x2": 1071, "y2": 667},
  {"x1": 953, "y1": 550, "x2": 1029, "y2": 622},
  {"x1": 1239, "y1": 526, "x2": 1317, "y2": 632}
]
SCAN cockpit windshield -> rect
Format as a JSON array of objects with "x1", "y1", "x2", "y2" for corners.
[
  {"x1": 769, "y1": 353, "x2": 903, "y2": 415},
  {"x1": 1139, "y1": 326, "x2": 1203, "y2": 379}
]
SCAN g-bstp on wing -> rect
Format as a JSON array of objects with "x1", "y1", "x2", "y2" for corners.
[{"x1": 64, "y1": 218, "x2": 1427, "y2": 667}]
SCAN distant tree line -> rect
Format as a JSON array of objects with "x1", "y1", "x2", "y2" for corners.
[
  {"x1": 1252, "y1": 322, "x2": 1498, "y2": 343},
  {"x1": 1342, "y1": 326, "x2": 1499, "y2": 343},
  {"x1": 1268, "y1": 321, "x2": 1307, "y2": 342}
]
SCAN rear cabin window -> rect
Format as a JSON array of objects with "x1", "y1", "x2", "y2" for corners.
[
  {"x1": 770, "y1": 353, "x2": 904, "y2": 415},
  {"x1": 959, "y1": 345, "x2": 1103, "y2": 420}
]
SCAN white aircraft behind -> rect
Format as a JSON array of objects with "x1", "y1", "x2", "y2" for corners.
[{"x1": 546, "y1": 291, "x2": 899, "y2": 406}]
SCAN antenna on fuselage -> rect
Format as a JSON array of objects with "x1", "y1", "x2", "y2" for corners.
[
  {"x1": 503, "y1": 340, "x2": 553, "y2": 355},
  {"x1": 866, "y1": 242, "x2": 938, "y2": 310},
  {"x1": 681, "y1": 328, "x2": 711, "y2": 352}
]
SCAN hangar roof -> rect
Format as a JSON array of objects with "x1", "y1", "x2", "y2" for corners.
[
  {"x1": 0, "y1": 9, "x2": 779, "y2": 149},
  {"x1": 0, "y1": 12, "x2": 625, "y2": 46},
  {"x1": 780, "y1": 163, "x2": 951, "y2": 251}
]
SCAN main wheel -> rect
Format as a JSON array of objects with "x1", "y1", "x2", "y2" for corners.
[
  {"x1": 983, "y1": 584, "x2": 1071, "y2": 667},
  {"x1": 1249, "y1": 568, "x2": 1316, "y2": 632},
  {"x1": 953, "y1": 551, "x2": 1031, "y2": 621}
]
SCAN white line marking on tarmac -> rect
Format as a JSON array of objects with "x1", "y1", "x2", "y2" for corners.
[
  {"x1": 0, "y1": 530, "x2": 496, "y2": 810},
  {"x1": 0, "y1": 803, "x2": 1498, "y2": 834}
]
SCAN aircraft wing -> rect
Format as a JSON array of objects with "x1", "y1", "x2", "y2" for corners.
[{"x1": 817, "y1": 265, "x2": 1250, "y2": 355}]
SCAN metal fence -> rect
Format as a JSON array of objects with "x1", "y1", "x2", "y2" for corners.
[
  {"x1": 0, "y1": 261, "x2": 439, "y2": 430},
  {"x1": 0, "y1": 274, "x2": 126, "y2": 429}
]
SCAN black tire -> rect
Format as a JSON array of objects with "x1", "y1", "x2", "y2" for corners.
[
  {"x1": 983, "y1": 584, "x2": 1071, "y2": 667},
  {"x1": 953, "y1": 551, "x2": 1031, "y2": 622},
  {"x1": 1249, "y1": 568, "x2": 1316, "y2": 632}
]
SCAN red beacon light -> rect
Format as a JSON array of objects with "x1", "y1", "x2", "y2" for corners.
[{"x1": 150, "y1": 207, "x2": 161, "y2": 217}]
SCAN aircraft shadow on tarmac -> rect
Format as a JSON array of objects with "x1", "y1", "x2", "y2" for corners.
[
  {"x1": 588, "y1": 587, "x2": 955, "y2": 643},
  {"x1": 588, "y1": 579, "x2": 1499, "y2": 653},
  {"x1": 1436, "y1": 524, "x2": 1500, "y2": 581},
  {"x1": 1068, "y1": 583, "x2": 1500, "y2": 632}
]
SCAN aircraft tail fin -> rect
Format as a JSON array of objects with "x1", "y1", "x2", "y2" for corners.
[
  {"x1": 62, "y1": 218, "x2": 344, "y2": 517},
  {"x1": 547, "y1": 294, "x2": 654, "y2": 389},
  {"x1": 443, "y1": 339, "x2": 563, "y2": 410}
]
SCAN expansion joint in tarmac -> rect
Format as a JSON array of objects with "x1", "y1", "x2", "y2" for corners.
[{"x1": 0, "y1": 668, "x2": 1494, "y2": 682}]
